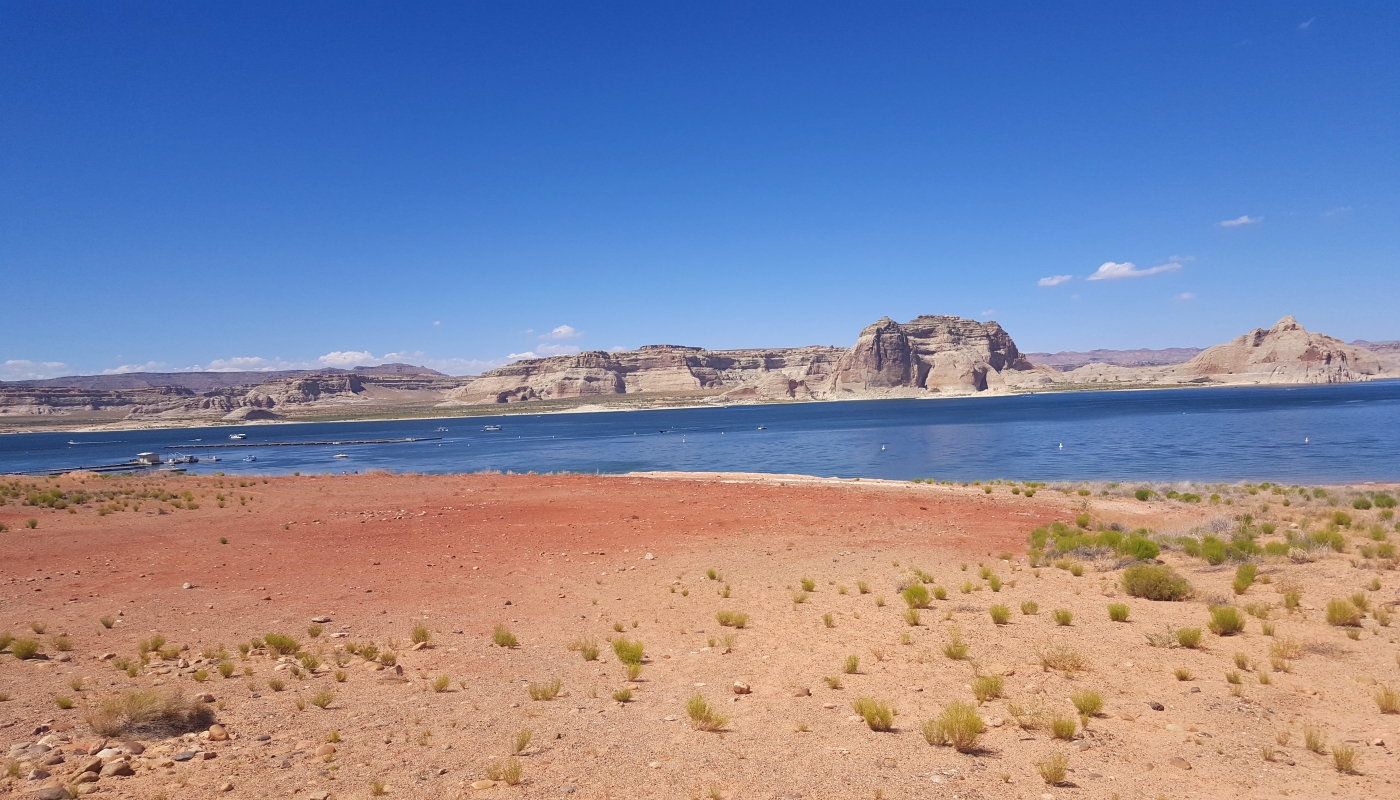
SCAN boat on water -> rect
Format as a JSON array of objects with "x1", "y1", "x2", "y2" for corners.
[
  {"x1": 229, "y1": 433, "x2": 247, "y2": 440},
  {"x1": 482, "y1": 425, "x2": 502, "y2": 432},
  {"x1": 333, "y1": 453, "x2": 349, "y2": 459},
  {"x1": 435, "y1": 426, "x2": 449, "y2": 432},
  {"x1": 165, "y1": 454, "x2": 198, "y2": 464},
  {"x1": 242, "y1": 456, "x2": 257, "y2": 462}
]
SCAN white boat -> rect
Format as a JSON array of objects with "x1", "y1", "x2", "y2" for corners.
[
  {"x1": 435, "y1": 427, "x2": 449, "y2": 432},
  {"x1": 333, "y1": 453, "x2": 349, "y2": 459},
  {"x1": 229, "y1": 433, "x2": 247, "y2": 440},
  {"x1": 243, "y1": 456, "x2": 257, "y2": 462},
  {"x1": 482, "y1": 425, "x2": 502, "y2": 432}
]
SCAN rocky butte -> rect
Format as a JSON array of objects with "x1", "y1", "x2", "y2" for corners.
[{"x1": 0, "y1": 315, "x2": 1394, "y2": 430}]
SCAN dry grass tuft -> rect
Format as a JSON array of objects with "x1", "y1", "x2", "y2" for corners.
[
  {"x1": 527, "y1": 678, "x2": 562, "y2": 701},
  {"x1": 686, "y1": 694, "x2": 729, "y2": 731},
  {"x1": 1036, "y1": 642, "x2": 1086, "y2": 672},
  {"x1": 971, "y1": 675, "x2": 1003, "y2": 702},
  {"x1": 485, "y1": 756, "x2": 523, "y2": 785},
  {"x1": 86, "y1": 689, "x2": 214, "y2": 737},
  {"x1": 922, "y1": 701, "x2": 983, "y2": 751},
  {"x1": 1332, "y1": 744, "x2": 1359, "y2": 774},
  {"x1": 493, "y1": 624, "x2": 519, "y2": 648},
  {"x1": 1038, "y1": 752, "x2": 1069, "y2": 785},
  {"x1": 943, "y1": 627, "x2": 968, "y2": 660},
  {"x1": 1375, "y1": 685, "x2": 1399, "y2": 714},
  {"x1": 715, "y1": 610, "x2": 748, "y2": 628},
  {"x1": 852, "y1": 697, "x2": 896, "y2": 731}
]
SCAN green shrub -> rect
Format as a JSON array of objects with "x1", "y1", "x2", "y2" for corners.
[
  {"x1": 1134, "y1": 489, "x2": 1154, "y2": 501},
  {"x1": 1208, "y1": 606, "x2": 1245, "y2": 636},
  {"x1": 1121, "y1": 563, "x2": 1192, "y2": 601},
  {"x1": 921, "y1": 701, "x2": 984, "y2": 751},
  {"x1": 1374, "y1": 493, "x2": 1396, "y2": 509},
  {"x1": 527, "y1": 678, "x2": 561, "y2": 701},
  {"x1": 1052, "y1": 609, "x2": 1073, "y2": 626},
  {"x1": 1070, "y1": 689, "x2": 1103, "y2": 717},
  {"x1": 1051, "y1": 715, "x2": 1078, "y2": 739},
  {"x1": 1201, "y1": 538, "x2": 1227, "y2": 565},
  {"x1": 1353, "y1": 498, "x2": 1373, "y2": 511},
  {"x1": 1120, "y1": 537, "x2": 1159, "y2": 561},
  {"x1": 263, "y1": 633, "x2": 299, "y2": 655},
  {"x1": 1021, "y1": 600, "x2": 1038, "y2": 615},
  {"x1": 1107, "y1": 603, "x2": 1129, "y2": 622},
  {"x1": 715, "y1": 610, "x2": 748, "y2": 628},
  {"x1": 902, "y1": 584, "x2": 930, "y2": 609},
  {"x1": 493, "y1": 625, "x2": 519, "y2": 648},
  {"x1": 843, "y1": 654, "x2": 860, "y2": 674},
  {"x1": 11, "y1": 639, "x2": 40, "y2": 659},
  {"x1": 310, "y1": 689, "x2": 335, "y2": 709},
  {"x1": 612, "y1": 637, "x2": 644, "y2": 664},
  {"x1": 932, "y1": 586, "x2": 947, "y2": 601},
  {"x1": 685, "y1": 694, "x2": 728, "y2": 731},
  {"x1": 411, "y1": 624, "x2": 431, "y2": 645},
  {"x1": 1325, "y1": 599, "x2": 1362, "y2": 627},
  {"x1": 1233, "y1": 563, "x2": 1257, "y2": 595},
  {"x1": 971, "y1": 675, "x2": 1003, "y2": 702},
  {"x1": 1177, "y1": 627, "x2": 1203, "y2": 648},
  {"x1": 800, "y1": 577, "x2": 816, "y2": 592},
  {"x1": 852, "y1": 697, "x2": 895, "y2": 731},
  {"x1": 989, "y1": 605, "x2": 1010, "y2": 625}
]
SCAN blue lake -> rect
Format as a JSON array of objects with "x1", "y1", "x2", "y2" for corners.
[{"x1": 3, "y1": 382, "x2": 1399, "y2": 483}]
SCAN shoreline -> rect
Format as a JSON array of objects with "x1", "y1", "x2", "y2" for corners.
[{"x1": 4, "y1": 377, "x2": 1396, "y2": 437}]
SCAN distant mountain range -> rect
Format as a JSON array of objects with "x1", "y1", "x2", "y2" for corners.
[{"x1": 1, "y1": 319, "x2": 1394, "y2": 431}]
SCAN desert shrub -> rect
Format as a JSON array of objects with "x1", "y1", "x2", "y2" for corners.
[
  {"x1": 1122, "y1": 563, "x2": 1192, "y2": 601},
  {"x1": 1264, "y1": 541, "x2": 1290, "y2": 556},
  {"x1": 1174, "y1": 667, "x2": 1192, "y2": 681},
  {"x1": 988, "y1": 575, "x2": 1002, "y2": 592},
  {"x1": 903, "y1": 584, "x2": 930, "y2": 609},
  {"x1": 800, "y1": 577, "x2": 816, "y2": 592},
  {"x1": 989, "y1": 605, "x2": 1010, "y2": 625},
  {"x1": 1332, "y1": 745, "x2": 1359, "y2": 774},
  {"x1": 843, "y1": 654, "x2": 860, "y2": 674},
  {"x1": 378, "y1": 651, "x2": 397, "y2": 667},
  {"x1": 1071, "y1": 689, "x2": 1103, "y2": 717},
  {"x1": 852, "y1": 697, "x2": 895, "y2": 731},
  {"x1": 268, "y1": 679, "x2": 285, "y2": 692},
  {"x1": 715, "y1": 610, "x2": 748, "y2": 628},
  {"x1": 612, "y1": 637, "x2": 644, "y2": 665},
  {"x1": 527, "y1": 678, "x2": 562, "y2": 701},
  {"x1": 484, "y1": 757, "x2": 523, "y2": 785},
  {"x1": 1120, "y1": 537, "x2": 1159, "y2": 561},
  {"x1": 55, "y1": 696, "x2": 74, "y2": 709},
  {"x1": 411, "y1": 624, "x2": 431, "y2": 645},
  {"x1": 1052, "y1": 609, "x2": 1073, "y2": 626},
  {"x1": 857, "y1": 580, "x2": 870, "y2": 594},
  {"x1": 310, "y1": 689, "x2": 334, "y2": 709},
  {"x1": 903, "y1": 608, "x2": 921, "y2": 626},
  {"x1": 493, "y1": 625, "x2": 519, "y2": 648},
  {"x1": 1353, "y1": 497, "x2": 1373, "y2": 511},
  {"x1": 334, "y1": 670, "x2": 347, "y2": 682},
  {"x1": 569, "y1": 636, "x2": 600, "y2": 661},
  {"x1": 612, "y1": 688, "x2": 632, "y2": 702},
  {"x1": 1037, "y1": 643, "x2": 1086, "y2": 672},
  {"x1": 11, "y1": 639, "x2": 40, "y2": 660},
  {"x1": 1201, "y1": 537, "x2": 1228, "y2": 565},
  {"x1": 1304, "y1": 722, "x2": 1326, "y2": 753},
  {"x1": 1233, "y1": 563, "x2": 1257, "y2": 594},
  {"x1": 100, "y1": 616, "x2": 115, "y2": 629},
  {"x1": 1208, "y1": 606, "x2": 1245, "y2": 636},
  {"x1": 1374, "y1": 493, "x2": 1396, "y2": 509},
  {"x1": 1134, "y1": 489, "x2": 1154, "y2": 501},
  {"x1": 686, "y1": 694, "x2": 728, "y2": 731},
  {"x1": 971, "y1": 675, "x2": 1003, "y2": 702},
  {"x1": 1021, "y1": 601, "x2": 1038, "y2": 615},
  {"x1": 1050, "y1": 715, "x2": 1077, "y2": 739},
  {"x1": 943, "y1": 628, "x2": 968, "y2": 660},
  {"x1": 1375, "y1": 685, "x2": 1399, "y2": 714},
  {"x1": 264, "y1": 633, "x2": 299, "y2": 655},
  {"x1": 431, "y1": 675, "x2": 450, "y2": 693},
  {"x1": 1107, "y1": 603, "x2": 1129, "y2": 622},
  {"x1": 307, "y1": 624, "x2": 322, "y2": 639},
  {"x1": 932, "y1": 586, "x2": 947, "y2": 600},
  {"x1": 1038, "y1": 752, "x2": 1069, "y2": 785},
  {"x1": 1325, "y1": 599, "x2": 1362, "y2": 627},
  {"x1": 86, "y1": 688, "x2": 213, "y2": 737},
  {"x1": 922, "y1": 701, "x2": 984, "y2": 751}
]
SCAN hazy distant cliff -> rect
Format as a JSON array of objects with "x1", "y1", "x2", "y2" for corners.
[{"x1": 1, "y1": 315, "x2": 1393, "y2": 429}]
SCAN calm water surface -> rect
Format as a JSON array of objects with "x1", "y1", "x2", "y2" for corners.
[{"x1": 3, "y1": 382, "x2": 1398, "y2": 483}]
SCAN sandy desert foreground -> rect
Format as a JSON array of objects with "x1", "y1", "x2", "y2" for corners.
[{"x1": 1, "y1": 471, "x2": 1398, "y2": 800}]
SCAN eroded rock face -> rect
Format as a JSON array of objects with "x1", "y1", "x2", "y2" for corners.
[
  {"x1": 1171, "y1": 316, "x2": 1385, "y2": 384},
  {"x1": 830, "y1": 315, "x2": 1037, "y2": 395}
]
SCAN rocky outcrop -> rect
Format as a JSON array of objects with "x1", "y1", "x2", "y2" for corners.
[
  {"x1": 1060, "y1": 317, "x2": 1393, "y2": 386},
  {"x1": 829, "y1": 315, "x2": 1041, "y2": 395}
]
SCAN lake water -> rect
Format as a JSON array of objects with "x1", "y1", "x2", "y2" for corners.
[{"x1": 3, "y1": 382, "x2": 1399, "y2": 483}]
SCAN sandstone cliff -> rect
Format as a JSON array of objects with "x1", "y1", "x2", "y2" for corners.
[{"x1": 1059, "y1": 317, "x2": 1392, "y2": 386}]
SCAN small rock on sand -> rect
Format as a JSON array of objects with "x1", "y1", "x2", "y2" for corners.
[
  {"x1": 1169, "y1": 757, "x2": 1191, "y2": 770},
  {"x1": 732, "y1": 681, "x2": 751, "y2": 694},
  {"x1": 311, "y1": 616, "x2": 331, "y2": 623}
]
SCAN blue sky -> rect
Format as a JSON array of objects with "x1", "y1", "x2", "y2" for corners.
[{"x1": 3, "y1": 2, "x2": 1397, "y2": 379}]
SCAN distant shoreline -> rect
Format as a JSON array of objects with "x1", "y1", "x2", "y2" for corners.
[{"x1": 3, "y1": 377, "x2": 1397, "y2": 437}]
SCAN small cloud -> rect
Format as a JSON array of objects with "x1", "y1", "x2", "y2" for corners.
[
  {"x1": 979, "y1": 309, "x2": 995, "y2": 318},
  {"x1": 318, "y1": 350, "x2": 381, "y2": 369},
  {"x1": 1174, "y1": 292, "x2": 1195, "y2": 301},
  {"x1": 507, "y1": 351, "x2": 538, "y2": 360},
  {"x1": 1322, "y1": 206, "x2": 1352, "y2": 217},
  {"x1": 1168, "y1": 255, "x2": 1196, "y2": 263},
  {"x1": 102, "y1": 361, "x2": 172, "y2": 375},
  {"x1": 1219, "y1": 215, "x2": 1262, "y2": 227},
  {"x1": 419, "y1": 357, "x2": 512, "y2": 376},
  {"x1": 2, "y1": 359, "x2": 71, "y2": 381},
  {"x1": 535, "y1": 343, "x2": 581, "y2": 356},
  {"x1": 432, "y1": 320, "x2": 441, "y2": 327},
  {"x1": 1038, "y1": 275, "x2": 1073, "y2": 287},
  {"x1": 1299, "y1": 17, "x2": 1315, "y2": 30},
  {"x1": 1086, "y1": 261, "x2": 1182, "y2": 281},
  {"x1": 542, "y1": 325, "x2": 582, "y2": 340}
]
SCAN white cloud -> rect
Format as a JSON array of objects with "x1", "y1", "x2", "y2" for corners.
[
  {"x1": 2, "y1": 359, "x2": 71, "y2": 381},
  {"x1": 1174, "y1": 292, "x2": 1195, "y2": 300},
  {"x1": 420, "y1": 357, "x2": 514, "y2": 376},
  {"x1": 1218, "y1": 215, "x2": 1262, "y2": 227},
  {"x1": 1168, "y1": 255, "x2": 1197, "y2": 263},
  {"x1": 535, "y1": 343, "x2": 581, "y2": 356},
  {"x1": 979, "y1": 309, "x2": 995, "y2": 318},
  {"x1": 507, "y1": 351, "x2": 538, "y2": 360},
  {"x1": 317, "y1": 350, "x2": 381, "y2": 368},
  {"x1": 204, "y1": 356, "x2": 307, "y2": 372},
  {"x1": 432, "y1": 321, "x2": 441, "y2": 327},
  {"x1": 542, "y1": 325, "x2": 582, "y2": 340},
  {"x1": 1038, "y1": 275, "x2": 1073, "y2": 287},
  {"x1": 1299, "y1": 17, "x2": 1315, "y2": 30},
  {"x1": 1086, "y1": 261, "x2": 1183, "y2": 281}
]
